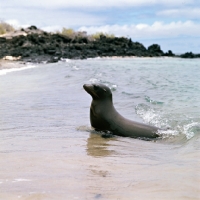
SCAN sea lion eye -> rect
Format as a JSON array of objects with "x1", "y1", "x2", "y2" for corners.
[{"x1": 93, "y1": 85, "x2": 99, "y2": 90}]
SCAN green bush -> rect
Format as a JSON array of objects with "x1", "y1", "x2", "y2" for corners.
[
  {"x1": 0, "y1": 21, "x2": 15, "y2": 35},
  {"x1": 0, "y1": 25, "x2": 6, "y2": 34},
  {"x1": 59, "y1": 27, "x2": 115, "y2": 41},
  {"x1": 61, "y1": 28, "x2": 75, "y2": 38},
  {"x1": 90, "y1": 32, "x2": 115, "y2": 40}
]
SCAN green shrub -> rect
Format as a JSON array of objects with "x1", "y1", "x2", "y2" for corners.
[
  {"x1": 90, "y1": 32, "x2": 115, "y2": 40},
  {"x1": 0, "y1": 21, "x2": 15, "y2": 35},
  {"x1": 59, "y1": 27, "x2": 115, "y2": 41},
  {"x1": 61, "y1": 28, "x2": 76, "y2": 38},
  {"x1": 0, "y1": 25, "x2": 6, "y2": 34}
]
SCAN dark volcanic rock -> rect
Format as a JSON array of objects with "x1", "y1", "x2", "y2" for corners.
[
  {"x1": 148, "y1": 44, "x2": 164, "y2": 56},
  {"x1": 28, "y1": 25, "x2": 38, "y2": 30},
  {"x1": 0, "y1": 37, "x2": 6, "y2": 43},
  {"x1": 164, "y1": 50, "x2": 175, "y2": 57},
  {"x1": 180, "y1": 52, "x2": 200, "y2": 58}
]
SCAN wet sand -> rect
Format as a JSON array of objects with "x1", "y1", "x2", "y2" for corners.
[{"x1": 0, "y1": 132, "x2": 199, "y2": 200}]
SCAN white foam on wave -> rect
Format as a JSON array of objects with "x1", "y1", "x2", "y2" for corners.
[
  {"x1": 136, "y1": 103, "x2": 200, "y2": 139},
  {"x1": 135, "y1": 103, "x2": 181, "y2": 137},
  {"x1": 0, "y1": 64, "x2": 37, "y2": 76},
  {"x1": 135, "y1": 103, "x2": 164, "y2": 127},
  {"x1": 60, "y1": 58, "x2": 71, "y2": 62},
  {"x1": 158, "y1": 129, "x2": 179, "y2": 137},
  {"x1": 182, "y1": 122, "x2": 200, "y2": 139},
  {"x1": 89, "y1": 78, "x2": 99, "y2": 83}
]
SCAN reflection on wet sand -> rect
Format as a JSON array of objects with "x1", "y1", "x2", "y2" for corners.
[
  {"x1": 86, "y1": 132, "x2": 116, "y2": 199},
  {"x1": 86, "y1": 133, "x2": 116, "y2": 157}
]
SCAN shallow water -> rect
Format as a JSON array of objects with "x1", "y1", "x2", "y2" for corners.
[{"x1": 0, "y1": 58, "x2": 200, "y2": 199}]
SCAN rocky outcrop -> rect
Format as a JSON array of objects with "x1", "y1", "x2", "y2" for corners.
[
  {"x1": 147, "y1": 44, "x2": 164, "y2": 56},
  {"x1": 164, "y1": 50, "x2": 175, "y2": 57},
  {"x1": 180, "y1": 52, "x2": 200, "y2": 58},
  {"x1": 0, "y1": 25, "x2": 178, "y2": 63}
]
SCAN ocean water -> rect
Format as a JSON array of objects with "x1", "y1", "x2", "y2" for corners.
[{"x1": 0, "y1": 58, "x2": 199, "y2": 200}]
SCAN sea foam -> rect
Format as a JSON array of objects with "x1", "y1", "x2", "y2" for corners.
[{"x1": 0, "y1": 64, "x2": 37, "y2": 76}]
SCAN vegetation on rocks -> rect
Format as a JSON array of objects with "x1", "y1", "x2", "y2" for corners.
[
  {"x1": 90, "y1": 32, "x2": 115, "y2": 40},
  {"x1": 58, "y1": 27, "x2": 115, "y2": 41},
  {"x1": 0, "y1": 21, "x2": 15, "y2": 35}
]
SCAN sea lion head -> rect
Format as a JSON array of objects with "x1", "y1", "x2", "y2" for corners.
[{"x1": 83, "y1": 83, "x2": 112, "y2": 100}]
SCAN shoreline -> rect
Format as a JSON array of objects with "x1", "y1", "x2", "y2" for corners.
[
  {"x1": 0, "y1": 59, "x2": 24, "y2": 70},
  {"x1": 0, "y1": 55, "x2": 198, "y2": 71},
  {"x1": 0, "y1": 60, "x2": 37, "y2": 76}
]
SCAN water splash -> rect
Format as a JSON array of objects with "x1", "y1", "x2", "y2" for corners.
[
  {"x1": 89, "y1": 78, "x2": 99, "y2": 83},
  {"x1": 135, "y1": 103, "x2": 165, "y2": 128},
  {"x1": 182, "y1": 122, "x2": 200, "y2": 139},
  {"x1": 100, "y1": 81, "x2": 118, "y2": 91},
  {"x1": 110, "y1": 84, "x2": 117, "y2": 91},
  {"x1": 145, "y1": 95, "x2": 164, "y2": 105},
  {"x1": 135, "y1": 103, "x2": 200, "y2": 140},
  {"x1": 157, "y1": 129, "x2": 179, "y2": 137}
]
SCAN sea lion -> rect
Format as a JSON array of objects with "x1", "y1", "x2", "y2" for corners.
[{"x1": 83, "y1": 83, "x2": 159, "y2": 139}]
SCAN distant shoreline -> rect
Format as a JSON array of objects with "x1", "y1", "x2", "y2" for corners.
[
  {"x1": 1, "y1": 26, "x2": 199, "y2": 64},
  {"x1": 0, "y1": 55, "x2": 199, "y2": 70}
]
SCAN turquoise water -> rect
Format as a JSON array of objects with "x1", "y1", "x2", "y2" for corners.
[{"x1": 0, "y1": 58, "x2": 200, "y2": 199}]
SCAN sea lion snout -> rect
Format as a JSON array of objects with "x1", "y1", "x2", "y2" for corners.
[
  {"x1": 83, "y1": 84, "x2": 99, "y2": 99},
  {"x1": 83, "y1": 83, "x2": 112, "y2": 100},
  {"x1": 83, "y1": 84, "x2": 90, "y2": 89},
  {"x1": 83, "y1": 84, "x2": 92, "y2": 92}
]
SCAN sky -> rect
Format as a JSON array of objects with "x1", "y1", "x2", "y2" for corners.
[{"x1": 1, "y1": 0, "x2": 200, "y2": 53}]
